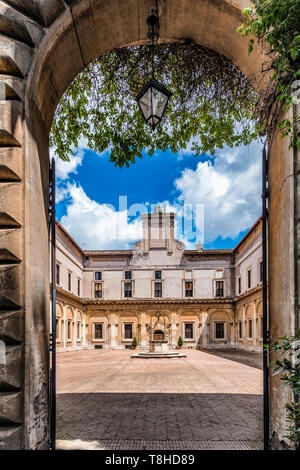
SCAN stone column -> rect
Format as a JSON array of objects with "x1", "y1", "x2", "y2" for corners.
[
  {"x1": 73, "y1": 309, "x2": 77, "y2": 350},
  {"x1": 108, "y1": 313, "x2": 117, "y2": 349},
  {"x1": 253, "y1": 302, "x2": 257, "y2": 348},
  {"x1": 140, "y1": 313, "x2": 147, "y2": 348},
  {"x1": 169, "y1": 313, "x2": 178, "y2": 348},
  {"x1": 201, "y1": 311, "x2": 209, "y2": 348},
  {"x1": 82, "y1": 316, "x2": 86, "y2": 346},
  {"x1": 242, "y1": 305, "x2": 246, "y2": 346},
  {"x1": 63, "y1": 305, "x2": 66, "y2": 351}
]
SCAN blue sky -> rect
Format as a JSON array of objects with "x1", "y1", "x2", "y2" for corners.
[{"x1": 54, "y1": 140, "x2": 262, "y2": 251}]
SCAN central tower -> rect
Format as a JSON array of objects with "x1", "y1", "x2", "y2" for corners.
[{"x1": 140, "y1": 206, "x2": 176, "y2": 253}]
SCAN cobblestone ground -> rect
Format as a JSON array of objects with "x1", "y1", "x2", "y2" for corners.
[{"x1": 56, "y1": 349, "x2": 263, "y2": 450}]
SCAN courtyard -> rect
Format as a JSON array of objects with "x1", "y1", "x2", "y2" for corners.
[{"x1": 56, "y1": 349, "x2": 263, "y2": 450}]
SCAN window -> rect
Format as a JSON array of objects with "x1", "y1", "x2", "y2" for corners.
[
  {"x1": 68, "y1": 272, "x2": 72, "y2": 291},
  {"x1": 56, "y1": 319, "x2": 60, "y2": 341},
  {"x1": 95, "y1": 271, "x2": 102, "y2": 281},
  {"x1": 77, "y1": 279, "x2": 80, "y2": 296},
  {"x1": 155, "y1": 270, "x2": 162, "y2": 280},
  {"x1": 124, "y1": 282, "x2": 132, "y2": 298},
  {"x1": 260, "y1": 261, "x2": 263, "y2": 283},
  {"x1": 184, "y1": 323, "x2": 193, "y2": 339},
  {"x1": 94, "y1": 323, "x2": 103, "y2": 340},
  {"x1": 248, "y1": 269, "x2": 251, "y2": 289},
  {"x1": 215, "y1": 322, "x2": 225, "y2": 339},
  {"x1": 56, "y1": 263, "x2": 60, "y2": 285},
  {"x1": 67, "y1": 320, "x2": 72, "y2": 340},
  {"x1": 238, "y1": 321, "x2": 242, "y2": 339},
  {"x1": 185, "y1": 281, "x2": 193, "y2": 297},
  {"x1": 216, "y1": 281, "x2": 224, "y2": 297},
  {"x1": 124, "y1": 323, "x2": 133, "y2": 339},
  {"x1": 238, "y1": 277, "x2": 241, "y2": 294},
  {"x1": 94, "y1": 283, "x2": 102, "y2": 298},
  {"x1": 248, "y1": 319, "x2": 253, "y2": 338},
  {"x1": 125, "y1": 270, "x2": 132, "y2": 280},
  {"x1": 154, "y1": 281, "x2": 162, "y2": 297}
]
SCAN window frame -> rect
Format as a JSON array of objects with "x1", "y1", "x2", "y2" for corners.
[
  {"x1": 56, "y1": 262, "x2": 60, "y2": 286},
  {"x1": 155, "y1": 270, "x2": 162, "y2": 280},
  {"x1": 154, "y1": 281, "x2": 163, "y2": 298},
  {"x1": 247, "y1": 268, "x2": 252, "y2": 289},
  {"x1": 215, "y1": 321, "x2": 225, "y2": 340},
  {"x1": 95, "y1": 271, "x2": 102, "y2": 281},
  {"x1": 77, "y1": 321, "x2": 81, "y2": 342},
  {"x1": 68, "y1": 271, "x2": 72, "y2": 292},
  {"x1": 94, "y1": 282, "x2": 103, "y2": 299},
  {"x1": 124, "y1": 281, "x2": 133, "y2": 298},
  {"x1": 238, "y1": 320, "x2": 243, "y2": 340},
  {"x1": 183, "y1": 322, "x2": 194, "y2": 340},
  {"x1": 248, "y1": 319, "x2": 253, "y2": 339},
  {"x1": 259, "y1": 260, "x2": 263, "y2": 283},
  {"x1": 124, "y1": 270, "x2": 132, "y2": 280},
  {"x1": 67, "y1": 319, "x2": 72, "y2": 342},
  {"x1": 184, "y1": 281, "x2": 194, "y2": 298},
  {"x1": 215, "y1": 280, "x2": 224, "y2": 298},
  {"x1": 77, "y1": 278, "x2": 81, "y2": 297},
  {"x1": 123, "y1": 322, "x2": 133, "y2": 341},
  {"x1": 56, "y1": 318, "x2": 61, "y2": 342},
  {"x1": 93, "y1": 322, "x2": 104, "y2": 341},
  {"x1": 238, "y1": 276, "x2": 241, "y2": 295}
]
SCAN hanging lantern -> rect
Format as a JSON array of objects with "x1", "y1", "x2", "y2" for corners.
[
  {"x1": 136, "y1": 78, "x2": 172, "y2": 130},
  {"x1": 135, "y1": 12, "x2": 172, "y2": 130}
]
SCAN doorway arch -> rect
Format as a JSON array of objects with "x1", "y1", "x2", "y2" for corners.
[{"x1": 0, "y1": 0, "x2": 296, "y2": 450}]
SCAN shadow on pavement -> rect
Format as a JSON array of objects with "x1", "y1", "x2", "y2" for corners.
[{"x1": 57, "y1": 392, "x2": 263, "y2": 445}]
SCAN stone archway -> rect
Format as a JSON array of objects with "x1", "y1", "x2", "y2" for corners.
[{"x1": 0, "y1": 0, "x2": 297, "y2": 450}]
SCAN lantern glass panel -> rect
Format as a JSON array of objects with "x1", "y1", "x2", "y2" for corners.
[
  {"x1": 152, "y1": 86, "x2": 168, "y2": 119},
  {"x1": 139, "y1": 87, "x2": 152, "y2": 121}
]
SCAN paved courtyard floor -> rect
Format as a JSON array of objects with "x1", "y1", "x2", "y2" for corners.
[{"x1": 56, "y1": 349, "x2": 263, "y2": 450}]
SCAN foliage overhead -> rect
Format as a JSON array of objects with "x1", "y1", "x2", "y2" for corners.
[
  {"x1": 238, "y1": 0, "x2": 300, "y2": 149},
  {"x1": 50, "y1": 43, "x2": 259, "y2": 167}
]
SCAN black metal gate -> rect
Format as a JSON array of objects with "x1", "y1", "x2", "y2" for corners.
[
  {"x1": 49, "y1": 157, "x2": 56, "y2": 450},
  {"x1": 262, "y1": 145, "x2": 270, "y2": 450}
]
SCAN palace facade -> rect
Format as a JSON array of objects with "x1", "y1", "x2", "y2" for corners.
[{"x1": 53, "y1": 209, "x2": 263, "y2": 352}]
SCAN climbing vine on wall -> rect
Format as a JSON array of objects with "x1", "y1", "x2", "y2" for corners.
[
  {"x1": 238, "y1": 0, "x2": 300, "y2": 149},
  {"x1": 266, "y1": 331, "x2": 300, "y2": 449}
]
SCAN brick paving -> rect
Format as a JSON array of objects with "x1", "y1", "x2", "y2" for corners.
[{"x1": 56, "y1": 349, "x2": 263, "y2": 450}]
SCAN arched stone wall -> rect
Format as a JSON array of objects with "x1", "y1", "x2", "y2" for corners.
[
  {"x1": 0, "y1": 0, "x2": 297, "y2": 450},
  {"x1": 207, "y1": 309, "x2": 234, "y2": 347}
]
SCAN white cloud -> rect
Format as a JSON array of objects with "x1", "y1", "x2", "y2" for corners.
[
  {"x1": 60, "y1": 183, "x2": 142, "y2": 250},
  {"x1": 55, "y1": 140, "x2": 262, "y2": 249},
  {"x1": 50, "y1": 147, "x2": 84, "y2": 180},
  {"x1": 175, "y1": 141, "x2": 262, "y2": 243}
]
